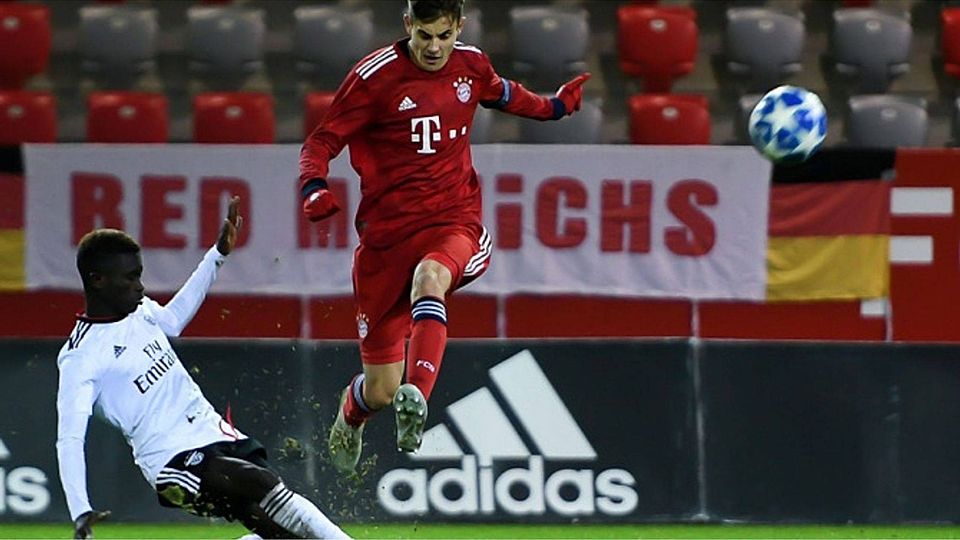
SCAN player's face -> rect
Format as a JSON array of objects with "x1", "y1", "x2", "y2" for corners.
[
  {"x1": 404, "y1": 14, "x2": 463, "y2": 72},
  {"x1": 92, "y1": 252, "x2": 145, "y2": 316}
]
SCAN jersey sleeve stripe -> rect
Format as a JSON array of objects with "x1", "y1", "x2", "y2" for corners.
[
  {"x1": 358, "y1": 52, "x2": 397, "y2": 80},
  {"x1": 454, "y1": 42, "x2": 483, "y2": 54},
  {"x1": 356, "y1": 46, "x2": 394, "y2": 72}
]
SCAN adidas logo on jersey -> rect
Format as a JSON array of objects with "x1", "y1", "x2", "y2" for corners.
[
  {"x1": 113, "y1": 345, "x2": 126, "y2": 358},
  {"x1": 376, "y1": 350, "x2": 638, "y2": 517},
  {"x1": 398, "y1": 96, "x2": 417, "y2": 112}
]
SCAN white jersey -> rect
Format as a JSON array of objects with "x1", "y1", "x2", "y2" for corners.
[{"x1": 55, "y1": 246, "x2": 245, "y2": 521}]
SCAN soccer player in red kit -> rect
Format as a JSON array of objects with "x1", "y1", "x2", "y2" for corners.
[{"x1": 299, "y1": 0, "x2": 590, "y2": 473}]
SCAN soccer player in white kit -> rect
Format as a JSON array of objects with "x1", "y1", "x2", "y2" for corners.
[{"x1": 56, "y1": 198, "x2": 348, "y2": 539}]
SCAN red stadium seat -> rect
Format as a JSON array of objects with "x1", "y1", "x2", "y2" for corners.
[
  {"x1": 943, "y1": 8, "x2": 960, "y2": 79},
  {"x1": 0, "y1": 90, "x2": 55, "y2": 143},
  {"x1": 627, "y1": 93, "x2": 710, "y2": 145},
  {"x1": 0, "y1": 3, "x2": 51, "y2": 88},
  {"x1": 617, "y1": 5, "x2": 697, "y2": 92},
  {"x1": 193, "y1": 92, "x2": 274, "y2": 144},
  {"x1": 303, "y1": 91, "x2": 335, "y2": 138},
  {"x1": 87, "y1": 92, "x2": 168, "y2": 143}
]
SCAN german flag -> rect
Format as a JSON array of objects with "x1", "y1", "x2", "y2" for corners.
[
  {"x1": 766, "y1": 149, "x2": 893, "y2": 301},
  {"x1": 0, "y1": 146, "x2": 25, "y2": 290}
]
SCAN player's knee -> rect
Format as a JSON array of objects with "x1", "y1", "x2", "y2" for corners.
[{"x1": 411, "y1": 261, "x2": 448, "y2": 299}]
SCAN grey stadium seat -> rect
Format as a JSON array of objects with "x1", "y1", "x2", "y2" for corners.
[
  {"x1": 510, "y1": 6, "x2": 589, "y2": 86},
  {"x1": 294, "y1": 6, "x2": 374, "y2": 80},
  {"x1": 188, "y1": 6, "x2": 264, "y2": 77},
  {"x1": 954, "y1": 97, "x2": 960, "y2": 146},
  {"x1": 459, "y1": 7, "x2": 483, "y2": 48},
  {"x1": 735, "y1": 93, "x2": 763, "y2": 144},
  {"x1": 518, "y1": 99, "x2": 602, "y2": 144},
  {"x1": 846, "y1": 95, "x2": 927, "y2": 148},
  {"x1": 79, "y1": 5, "x2": 157, "y2": 83},
  {"x1": 471, "y1": 105, "x2": 494, "y2": 144},
  {"x1": 831, "y1": 8, "x2": 912, "y2": 93},
  {"x1": 725, "y1": 7, "x2": 805, "y2": 92}
]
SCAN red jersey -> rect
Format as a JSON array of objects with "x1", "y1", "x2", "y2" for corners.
[{"x1": 300, "y1": 38, "x2": 558, "y2": 248}]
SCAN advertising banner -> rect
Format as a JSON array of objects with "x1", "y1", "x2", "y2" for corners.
[{"x1": 24, "y1": 145, "x2": 771, "y2": 300}]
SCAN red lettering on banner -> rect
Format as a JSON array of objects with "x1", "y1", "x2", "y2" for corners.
[
  {"x1": 600, "y1": 180, "x2": 651, "y2": 253},
  {"x1": 536, "y1": 177, "x2": 587, "y2": 248},
  {"x1": 199, "y1": 178, "x2": 251, "y2": 248},
  {"x1": 496, "y1": 174, "x2": 523, "y2": 249},
  {"x1": 71, "y1": 172, "x2": 124, "y2": 244},
  {"x1": 665, "y1": 179, "x2": 717, "y2": 256},
  {"x1": 141, "y1": 176, "x2": 186, "y2": 248},
  {"x1": 298, "y1": 178, "x2": 350, "y2": 248}
]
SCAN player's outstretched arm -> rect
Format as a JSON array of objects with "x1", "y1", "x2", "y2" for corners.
[
  {"x1": 73, "y1": 509, "x2": 111, "y2": 539},
  {"x1": 155, "y1": 196, "x2": 243, "y2": 336},
  {"x1": 487, "y1": 72, "x2": 591, "y2": 121}
]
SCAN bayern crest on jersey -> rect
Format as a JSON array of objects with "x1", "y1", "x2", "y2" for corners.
[{"x1": 454, "y1": 76, "x2": 473, "y2": 103}]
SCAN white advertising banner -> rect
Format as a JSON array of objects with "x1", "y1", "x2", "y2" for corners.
[{"x1": 25, "y1": 144, "x2": 771, "y2": 299}]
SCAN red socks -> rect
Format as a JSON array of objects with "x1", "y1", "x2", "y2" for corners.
[
  {"x1": 406, "y1": 297, "x2": 448, "y2": 400},
  {"x1": 342, "y1": 373, "x2": 371, "y2": 427}
]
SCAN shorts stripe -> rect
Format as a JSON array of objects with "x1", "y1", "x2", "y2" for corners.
[
  {"x1": 157, "y1": 468, "x2": 201, "y2": 494},
  {"x1": 464, "y1": 228, "x2": 492, "y2": 276}
]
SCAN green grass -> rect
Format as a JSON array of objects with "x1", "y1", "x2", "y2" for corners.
[{"x1": 3, "y1": 523, "x2": 960, "y2": 539}]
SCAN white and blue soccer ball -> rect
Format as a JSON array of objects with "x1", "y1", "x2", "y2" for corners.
[{"x1": 748, "y1": 85, "x2": 827, "y2": 164}]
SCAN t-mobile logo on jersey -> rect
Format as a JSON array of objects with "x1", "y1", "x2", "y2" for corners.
[{"x1": 411, "y1": 115, "x2": 441, "y2": 154}]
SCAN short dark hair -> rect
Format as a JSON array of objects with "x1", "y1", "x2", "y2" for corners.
[
  {"x1": 76, "y1": 229, "x2": 141, "y2": 286},
  {"x1": 407, "y1": 0, "x2": 464, "y2": 23}
]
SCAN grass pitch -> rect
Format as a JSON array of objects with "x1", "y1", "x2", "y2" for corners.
[{"x1": 3, "y1": 523, "x2": 960, "y2": 539}]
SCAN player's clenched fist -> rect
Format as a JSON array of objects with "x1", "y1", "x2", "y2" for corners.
[
  {"x1": 554, "y1": 72, "x2": 591, "y2": 115},
  {"x1": 301, "y1": 178, "x2": 342, "y2": 222}
]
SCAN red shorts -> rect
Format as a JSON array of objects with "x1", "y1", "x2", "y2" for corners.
[{"x1": 353, "y1": 223, "x2": 491, "y2": 365}]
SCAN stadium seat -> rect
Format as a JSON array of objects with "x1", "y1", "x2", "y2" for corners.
[
  {"x1": 942, "y1": 8, "x2": 960, "y2": 80},
  {"x1": 459, "y1": 7, "x2": 483, "y2": 48},
  {"x1": 627, "y1": 94, "x2": 710, "y2": 145},
  {"x1": 79, "y1": 5, "x2": 157, "y2": 85},
  {"x1": 294, "y1": 6, "x2": 374, "y2": 80},
  {"x1": 187, "y1": 6, "x2": 264, "y2": 78},
  {"x1": 846, "y1": 95, "x2": 927, "y2": 148},
  {"x1": 953, "y1": 97, "x2": 960, "y2": 145},
  {"x1": 193, "y1": 92, "x2": 274, "y2": 144},
  {"x1": 0, "y1": 90, "x2": 55, "y2": 144},
  {"x1": 303, "y1": 91, "x2": 335, "y2": 138},
  {"x1": 518, "y1": 99, "x2": 602, "y2": 143},
  {"x1": 830, "y1": 8, "x2": 911, "y2": 93},
  {"x1": 725, "y1": 7, "x2": 805, "y2": 92},
  {"x1": 86, "y1": 91, "x2": 167, "y2": 143},
  {"x1": 736, "y1": 93, "x2": 763, "y2": 144},
  {"x1": 509, "y1": 6, "x2": 589, "y2": 85},
  {"x1": 0, "y1": 3, "x2": 51, "y2": 89},
  {"x1": 471, "y1": 105, "x2": 494, "y2": 144},
  {"x1": 617, "y1": 5, "x2": 697, "y2": 92}
]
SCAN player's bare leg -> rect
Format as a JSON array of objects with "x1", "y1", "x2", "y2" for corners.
[
  {"x1": 329, "y1": 363, "x2": 402, "y2": 472},
  {"x1": 396, "y1": 259, "x2": 452, "y2": 452}
]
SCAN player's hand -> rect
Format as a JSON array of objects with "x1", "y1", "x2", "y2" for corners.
[
  {"x1": 74, "y1": 509, "x2": 111, "y2": 539},
  {"x1": 302, "y1": 183, "x2": 342, "y2": 222},
  {"x1": 554, "y1": 72, "x2": 591, "y2": 115},
  {"x1": 216, "y1": 196, "x2": 243, "y2": 256}
]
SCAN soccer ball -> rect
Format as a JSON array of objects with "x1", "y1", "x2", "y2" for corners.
[{"x1": 748, "y1": 85, "x2": 827, "y2": 164}]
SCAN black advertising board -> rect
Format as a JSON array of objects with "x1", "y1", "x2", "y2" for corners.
[{"x1": 4, "y1": 338, "x2": 960, "y2": 524}]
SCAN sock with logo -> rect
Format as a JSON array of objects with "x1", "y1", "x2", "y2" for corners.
[
  {"x1": 259, "y1": 482, "x2": 348, "y2": 539},
  {"x1": 342, "y1": 373, "x2": 372, "y2": 427},
  {"x1": 406, "y1": 296, "x2": 447, "y2": 401}
]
